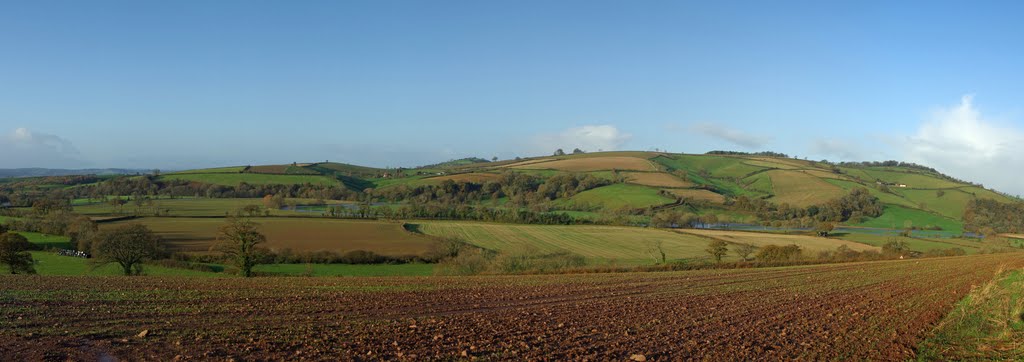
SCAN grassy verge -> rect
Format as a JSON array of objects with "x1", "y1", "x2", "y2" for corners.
[{"x1": 916, "y1": 268, "x2": 1024, "y2": 360}]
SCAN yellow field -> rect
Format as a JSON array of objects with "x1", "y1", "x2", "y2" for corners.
[
  {"x1": 511, "y1": 156, "x2": 656, "y2": 172},
  {"x1": 802, "y1": 169, "x2": 850, "y2": 180},
  {"x1": 624, "y1": 172, "x2": 693, "y2": 187},
  {"x1": 676, "y1": 229, "x2": 880, "y2": 253},
  {"x1": 747, "y1": 156, "x2": 814, "y2": 169},
  {"x1": 415, "y1": 221, "x2": 717, "y2": 263},
  {"x1": 663, "y1": 189, "x2": 726, "y2": 203},
  {"x1": 424, "y1": 172, "x2": 500, "y2": 183},
  {"x1": 767, "y1": 170, "x2": 846, "y2": 207},
  {"x1": 501, "y1": 158, "x2": 557, "y2": 168},
  {"x1": 742, "y1": 160, "x2": 800, "y2": 170}
]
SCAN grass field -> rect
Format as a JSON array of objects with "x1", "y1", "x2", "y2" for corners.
[
  {"x1": 253, "y1": 263, "x2": 435, "y2": 276},
  {"x1": 676, "y1": 229, "x2": 879, "y2": 254},
  {"x1": 662, "y1": 188, "x2": 726, "y2": 203},
  {"x1": 741, "y1": 159, "x2": 800, "y2": 170},
  {"x1": 823, "y1": 179, "x2": 919, "y2": 208},
  {"x1": 511, "y1": 156, "x2": 656, "y2": 172},
  {"x1": 835, "y1": 233, "x2": 981, "y2": 254},
  {"x1": 170, "y1": 166, "x2": 247, "y2": 174},
  {"x1": 856, "y1": 205, "x2": 963, "y2": 233},
  {"x1": 916, "y1": 268, "x2": 1024, "y2": 360},
  {"x1": 860, "y1": 168, "x2": 962, "y2": 189},
  {"x1": 420, "y1": 172, "x2": 500, "y2": 184},
  {"x1": 742, "y1": 172, "x2": 773, "y2": 194},
  {"x1": 73, "y1": 197, "x2": 313, "y2": 216},
  {"x1": 101, "y1": 217, "x2": 437, "y2": 256},
  {"x1": 653, "y1": 155, "x2": 766, "y2": 179},
  {"x1": 624, "y1": 172, "x2": 692, "y2": 187},
  {"x1": 414, "y1": 221, "x2": 716, "y2": 264},
  {"x1": 559, "y1": 183, "x2": 674, "y2": 209},
  {"x1": 27, "y1": 252, "x2": 220, "y2": 276},
  {"x1": 767, "y1": 170, "x2": 846, "y2": 207},
  {"x1": 159, "y1": 173, "x2": 340, "y2": 186},
  {"x1": 18, "y1": 232, "x2": 73, "y2": 249},
  {"x1": 897, "y1": 188, "x2": 974, "y2": 219}
]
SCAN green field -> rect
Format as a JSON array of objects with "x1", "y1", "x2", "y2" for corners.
[
  {"x1": 73, "y1": 197, "x2": 312, "y2": 216},
  {"x1": 558, "y1": 183, "x2": 673, "y2": 209},
  {"x1": 159, "y1": 173, "x2": 340, "y2": 186},
  {"x1": 253, "y1": 263, "x2": 435, "y2": 276},
  {"x1": 766, "y1": 170, "x2": 846, "y2": 207},
  {"x1": 654, "y1": 155, "x2": 766, "y2": 179},
  {"x1": 835, "y1": 233, "x2": 980, "y2": 254},
  {"x1": 823, "y1": 179, "x2": 918, "y2": 208},
  {"x1": 170, "y1": 166, "x2": 247, "y2": 174},
  {"x1": 896, "y1": 188, "x2": 974, "y2": 220},
  {"x1": 916, "y1": 269, "x2": 1024, "y2": 361},
  {"x1": 855, "y1": 205, "x2": 963, "y2": 233},
  {"x1": 18, "y1": 232, "x2": 73, "y2": 249},
  {"x1": 859, "y1": 168, "x2": 962, "y2": 189},
  {"x1": 26, "y1": 252, "x2": 220, "y2": 276}
]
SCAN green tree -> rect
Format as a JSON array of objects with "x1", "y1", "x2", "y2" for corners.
[
  {"x1": 92, "y1": 224, "x2": 163, "y2": 276},
  {"x1": 214, "y1": 217, "x2": 267, "y2": 277},
  {"x1": 553, "y1": 149, "x2": 566, "y2": 156},
  {"x1": 0, "y1": 233, "x2": 36, "y2": 274},
  {"x1": 705, "y1": 239, "x2": 728, "y2": 263}
]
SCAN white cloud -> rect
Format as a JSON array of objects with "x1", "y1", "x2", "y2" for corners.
[
  {"x1": 811, "y1": 138, "x2": 863, "y2": 160},
  {"x1": 905, "y1": 96, "x2": 1024, "y2": 196},
  {"x1": 690, "y1": 122, "x2": 769, "y2": 149},
  {"x1": 533, "y1": 125, "x2": 631, "y2": 153},
  {"x1": 0, "y1": 127, "x2": 83, "y2": 168}
]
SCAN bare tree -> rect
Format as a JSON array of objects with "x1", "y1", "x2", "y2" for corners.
[
  {"x1": 734, "y1": 243, "x2": 755, "y2": 261},
  {"x1": 213, "y1": 217, "x2": 267, "y2": 277},
  {"x1": 646, "y1": 240, "x2": 666, "y2": 264}
]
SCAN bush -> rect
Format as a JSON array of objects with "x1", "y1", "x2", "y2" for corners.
[{"x1": 755, "y1": 244, "x2": 803, "y2": 262}]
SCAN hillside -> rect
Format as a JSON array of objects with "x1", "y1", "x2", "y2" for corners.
[{"x1": 142, "y1": 151, "x2": 1019, "y2": 232}]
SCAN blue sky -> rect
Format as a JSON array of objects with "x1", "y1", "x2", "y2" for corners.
[{"x1": 2, "y1": 1, "x2": 1024, "y2": 194}]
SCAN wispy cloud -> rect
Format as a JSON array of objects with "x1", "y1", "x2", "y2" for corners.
[
  {"x1": 811, "y1": 138, "x2": 862, "y2": 160},
  {"x1": 0, "y1": 127, "x2": 84, "y2": 168},
  {"x1": 904, "y1": 95, "x2": 1024, "y2": 195},
  {"x1": 689, "y1": 122, "x2": 769, "y2": 149},
  {"x1": 533, "y1": 125, "x2": 631, "y2": 153}
]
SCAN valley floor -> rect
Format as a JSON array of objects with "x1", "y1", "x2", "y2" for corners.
[{"x1": 3, "y1": 253, "x2": 1022, "y2": 361}]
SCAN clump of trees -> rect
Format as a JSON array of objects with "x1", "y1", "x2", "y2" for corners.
[
  {"x1": 731, "y1": 188, "x2": 883, "y2": 226},
  {"x1": 964, "y1": 198, "x2": 1024, "y2": 235}
]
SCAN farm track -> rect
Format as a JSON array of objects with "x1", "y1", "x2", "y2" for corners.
[{"x1": 3, "y1": 254, "x2": 1023, "y2": 361}]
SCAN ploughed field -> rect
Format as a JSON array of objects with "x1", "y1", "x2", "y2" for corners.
[{"x1": 3, "y1": 254, "x2": 1023, "y2": 361}]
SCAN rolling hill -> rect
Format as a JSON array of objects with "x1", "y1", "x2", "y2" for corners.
[{"x1": 152, "y1": 151, "x2": 1020, "y2": 232}]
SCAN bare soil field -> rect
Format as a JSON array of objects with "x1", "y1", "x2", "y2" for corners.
[
  {"x1": 101, "y1": 217, "x2": 436, "y2": 256},
  {"x1": 511, "y1": 156, "x2": 656, "y2": 171},
  {"x1": 3, "y1": 254, "x2": 1021, "y2": 360}
]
